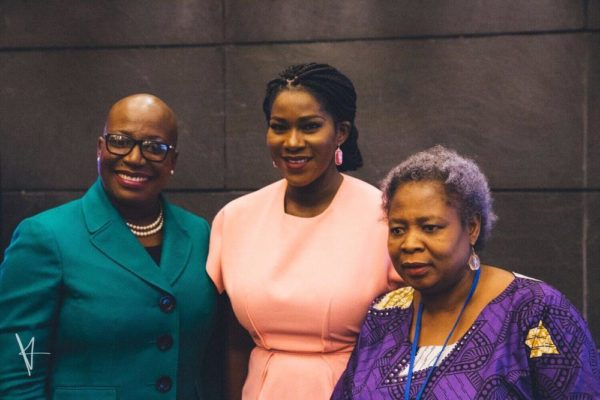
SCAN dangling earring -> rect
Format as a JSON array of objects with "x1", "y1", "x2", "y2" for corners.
[
  {"x1": 170, "y1": 169, "x2": 175, "y2": 176},
  {"x1": 272, "y1": 160, "x2": 278, "y2": 168},
  {"x1": 468, "y1": 246, "x2": 480, "y2": 271},
  {"x1": 334, "y1": 146, "x2": 343, "y2": 166}
]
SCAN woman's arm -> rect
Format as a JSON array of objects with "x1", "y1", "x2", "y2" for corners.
[
  {"x1": 528, "y1": 295, "x2": 600, "y2": 397},
  {"x1": 0, "y1": 219, "x2": 62, "y2": 399}
]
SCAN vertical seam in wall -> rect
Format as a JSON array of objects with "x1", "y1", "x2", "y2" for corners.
[
  {"x1": 581, "y1": 32, "x2": 589, "y2": 320},
  {"x1": 221, "y1": 0, "x2": 228, "y2": 189}
]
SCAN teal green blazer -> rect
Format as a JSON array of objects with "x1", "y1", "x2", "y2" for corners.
[{"x1": 0, "y1": 180, "x2": 217, "y2": 399}]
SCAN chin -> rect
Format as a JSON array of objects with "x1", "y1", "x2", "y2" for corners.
[
  {"x1": 114, "y1": 195, "x2": 147, "y2": 207},
  {"x1": 407, "y1": 277, "x2": 439, "y2": 294},
  {"x1": 108, "y1": 187, "x2": 151, "y2": 206},
  {"x1": 283, "y1": 174, "x2": 314, "y2": 188}
]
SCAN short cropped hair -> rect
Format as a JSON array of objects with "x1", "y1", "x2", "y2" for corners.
[{"x1": 381, "y1": 145, "x2": 497, "y2": 250}]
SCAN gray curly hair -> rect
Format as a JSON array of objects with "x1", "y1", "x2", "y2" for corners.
[{"x1": 381, "y1": 145, "x2": 497, "y2": 250}]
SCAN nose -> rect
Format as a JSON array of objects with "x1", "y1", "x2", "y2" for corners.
[
  {"x1": 284, "y1": 128, "x2": 305, "y2": 150},
  {"x1": 123, "y1": 142, "x2": 145, "y2": 164},
  {"x1": 400, "y1": 229, "x2": 423, "y2": 254}
]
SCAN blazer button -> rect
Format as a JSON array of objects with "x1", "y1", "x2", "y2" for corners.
[
  {"x1": 157, "y1": 334, "x2": 174, "y2": 351},
  {"x1": 155, "y1": 376, "x2": 172, "y2": 393},
  {"x1": 159, "y1": 294, "x2": 176, "y2": 313}
]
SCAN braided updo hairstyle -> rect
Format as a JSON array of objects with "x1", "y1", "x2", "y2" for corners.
[{"x1": 262, "y1": 63, "x2": 363, "y2": 171}]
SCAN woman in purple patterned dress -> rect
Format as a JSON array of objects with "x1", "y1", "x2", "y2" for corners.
[{"x1": 332, "y1": 145, "x2": 600, "y2": 399}]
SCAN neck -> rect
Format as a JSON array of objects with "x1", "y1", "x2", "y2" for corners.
[
  {"x1": 114, "y1": 199, "x2": 162, "y2": 225},
  {"x1": 418, "y1": 269, "x2": 478, "y2": 315},
  {"x1": 285, "y1": 167, "x2": 343, "y2": 217}
]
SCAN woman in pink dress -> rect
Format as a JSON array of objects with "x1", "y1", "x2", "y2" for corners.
[{"x1": 207, "y1": 63, "x2": 399, "y2": 399}]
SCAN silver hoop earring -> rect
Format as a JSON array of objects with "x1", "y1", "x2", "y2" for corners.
[{"x1": 468, "y1": 246, "x2": 480, "y2": 271}]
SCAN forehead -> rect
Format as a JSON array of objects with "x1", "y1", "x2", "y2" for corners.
[
  {"x1": 106, "y1": 99, "x2": 176, "y2": 142},
  {"x1": 271, "y1": 88, "x2": 328, "y2": 117},
  {"x1": 389, "y1": 180, "x2": 457, "y2": 218}
]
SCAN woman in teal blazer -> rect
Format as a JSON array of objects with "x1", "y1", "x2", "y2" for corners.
[{"x1": 0, "y1": 94, "x2": 217, "y2": 399}]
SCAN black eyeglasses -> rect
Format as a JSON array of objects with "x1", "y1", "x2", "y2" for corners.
[{"x1": 103, "y1": 133, "x2": 175, "y2": 162}]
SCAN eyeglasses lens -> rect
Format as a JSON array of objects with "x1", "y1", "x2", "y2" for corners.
[
  {"x1": 142, "y1": 142, "x2": 169, "y2": 161},
  {"x1": 107, "y1": 135, "x2": 133, "y2": 154}
]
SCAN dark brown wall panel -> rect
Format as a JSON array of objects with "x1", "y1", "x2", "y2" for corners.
[
  {"x1": 589, "y1": 0, "x2": 600, "y2": 29},
  {"x1": 481, "y1": 192, "x2": 583, "y2": 311},
  {"x1": 0, "y1": 47, "x2": 225, "y2": 191},
  {"x1": 0, "y1": 0, "x2": 597, "y2": 375},
  {"x1": 226, "y1": 35, "x2": 585, "y2": 189},
  {"x1": 0, "y1": 0, "x2": 223, "y2": 48},
  {"x1": 588, "y1": 34, "x2": 600, "y2": 188},
  {"x1": 225, "y1": 0, "x2": 583, "y2": 43},
  {"x1": 587, "y1": 193, "x2": 600, "y2": 343},
  {"x1": 165, "y1": 191, "x2": 248, "y2": 225}
]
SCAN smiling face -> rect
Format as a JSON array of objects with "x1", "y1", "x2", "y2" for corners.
[
  {"x1": 97, "y1": 94, "x2": 178, "y2": 212},
  {"x1": 387, "y1": 180, "x2": 480, "y2": 295},
  {"x1": 267, "y1": 89, "x2": 349, "y2": 189}
]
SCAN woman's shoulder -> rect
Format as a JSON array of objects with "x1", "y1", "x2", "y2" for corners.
[
  {"x1": 341, "y1": 174, "x2": 381, "y2": 199},
  {"x1": 17, "y1": 197, "x2": 84, "y2": 235},
  {"x1": 369, "y1": 286, "x2": 414, "y2": 314},
  {"x1": 507, "y1": 273, "x2": 569, "y2": 306},
  {"x1": 495, "y1": 272, "x2": 586, "y2": 328},
  {"x1": 336, "y1": 175, "x2": 387, "y2": 221},
  {"x1": 219, "y1": 179, "x2": 284, "y2": 214},
  {"x1": 356, "y1": 287, "x2": 414, "y2": 338}
]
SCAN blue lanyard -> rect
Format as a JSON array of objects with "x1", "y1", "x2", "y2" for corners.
[{"x1": 403, "y1": 268, "x2": 481, "y2": 400}]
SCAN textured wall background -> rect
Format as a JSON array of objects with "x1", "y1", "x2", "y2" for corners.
[{"x1": 1, "y1": 0, "x2": 598, "y2": 393}]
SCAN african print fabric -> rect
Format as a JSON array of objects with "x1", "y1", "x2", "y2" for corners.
[{"x1": 331, "y1": 276, "x2": 600, "y2": 399}]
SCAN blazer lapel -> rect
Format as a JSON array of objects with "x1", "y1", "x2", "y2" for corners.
[
  {"x1": 82, "y1": 179, "x2": 174, "y2": 294},
  {"x1": 159, "y1": 201, "x2": 191, "y2": 286}
]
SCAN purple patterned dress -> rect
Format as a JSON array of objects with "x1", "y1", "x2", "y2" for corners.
[{"x1": 331, "y1": 275, "x2": 600, "y2": 399}]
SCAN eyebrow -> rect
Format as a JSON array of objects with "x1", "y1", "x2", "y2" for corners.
[
  {"x1": 109, "y1": 131, "x2": 167, "y2": 142},
  {"x1": 388, "y1": 216, "x2": 439, "y2": 224},
  {"x1": 387, "y1": 217, "x2": 406, "y2": 224},
  {"x1": 270, "y1": 115, "x2": 326, "y2": 122}
]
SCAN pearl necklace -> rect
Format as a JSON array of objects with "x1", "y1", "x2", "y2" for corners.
[{"x1": 126, "y1": 206, "x2": 164, "y2": 237}]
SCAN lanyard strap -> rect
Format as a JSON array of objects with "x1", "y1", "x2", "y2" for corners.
[{"x1": 403, "y1": 268, "x2": 481, "y2": 400}]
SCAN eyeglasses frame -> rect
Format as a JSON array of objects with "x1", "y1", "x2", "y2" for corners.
[{"x1": 103, "y1": 132, "x2": 176, "y2": 162}]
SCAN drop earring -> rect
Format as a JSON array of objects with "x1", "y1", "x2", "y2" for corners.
[
  {"x1": 272, "y1": 160, "x2": 278, "y2": 168},
  {"x1": 170, "y1": 170, "x2": 175, "y2": 176},
  {"x1": 468, "y1": 246, "x2": 480, "y2": 271},
  {"x1": 334, "y1": 146, "x2": 343, "y2": 166}
]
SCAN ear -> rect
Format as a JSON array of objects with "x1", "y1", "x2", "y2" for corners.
[
  {"x1": 97, "y1": 136, "x2": 104, "y2": 157},
  {"x1": 468, "y1": 213, "x2": 482, "y2": 246},
  {"x1": 335, "y1": 121, "x2": 351, "y2": 146}
]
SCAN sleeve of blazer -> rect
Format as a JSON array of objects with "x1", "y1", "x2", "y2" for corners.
[{"x1": 0, "y1": 218, "x2": 63, "y2": 399}]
